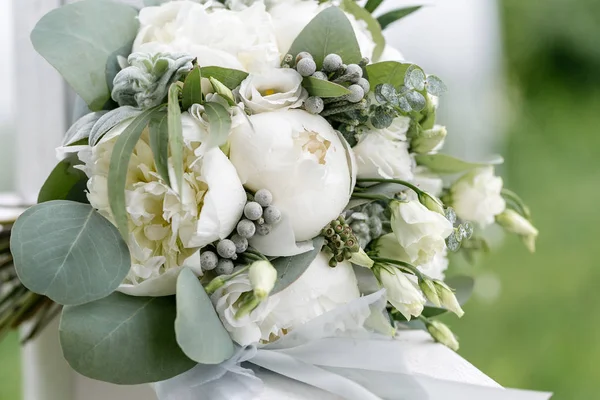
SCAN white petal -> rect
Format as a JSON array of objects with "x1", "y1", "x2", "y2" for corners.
[{"x1": 249, "y1": 212, "x2": 314, "y2": 257}]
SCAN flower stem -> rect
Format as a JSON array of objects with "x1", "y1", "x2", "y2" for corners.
[
  {"x1": 371, "y1": 256, "x2": 426, "y2": 281},
  {"x1": 356, "y1": 178, "x2": 424, "y2": 196},
  {"x1": 350, "y1": 193, "x2": 392, "y2": 202}
]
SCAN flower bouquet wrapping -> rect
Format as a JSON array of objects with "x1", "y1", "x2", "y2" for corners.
[{"x1": 7, "y1": 0, "x2": 550, "y2": 399}]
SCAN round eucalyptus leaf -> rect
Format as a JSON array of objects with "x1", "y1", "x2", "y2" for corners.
[
  {"x1": 10, "y1": 201, "x2": 130, "y2": 305},
  {"x1": 60, "y1": 292, "x2": 196, "y2": 384}
]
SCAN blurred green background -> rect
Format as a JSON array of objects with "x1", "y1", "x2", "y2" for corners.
[{"x1": 1, "y1": 0, "x2": 599, "y2": 399}]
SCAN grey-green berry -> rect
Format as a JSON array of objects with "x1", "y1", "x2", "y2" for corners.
[
  {"x1": 254, "y1": 189, "x2": 273, "y2": 207},
  {"x1": 217, "y1": 239, "x2": 237, "y2": 259},
  {"x1": 305, "y1": 96, "x2": 324, "y2": 114},
  {"x1": 255, "y1": 222, "x2": 272, "y2": 236},
  {"x1": 231, "y1": 234, "x2": 249, "y2": 253},
  {"x1": 345, "y1": 64, "x2": 363, "y2": 82},
  {"x1": 297, "y1": 58, "x2": 317, "y2": 77},
  {"x1": 312, "y1": 71, "x2": 328, "y2": 80},
  {"x1": 356, "y1": 78, "x2": 370, "y2": 94},
  {"x1": 295, "y1": 51, "x2": 313, "y2": 64},
  {"x1": 263, "y1": 206, "x2": 282, "y2": 225},
  {"x1": 200, "y1": 251, "x2": 218, "y2": 271},
  {"x1": 244, "y1": 202, "x2": 263, "y2": 221},
  {"x1": 346, "y1": 85, "x2": 365, "y2": 103},
  {"x1": 323, "y1": 54, "x2": 343, "y2": 72},
  {"x1": 216, "y1": 259, "x2": 235, "y2": 275},
  {"x1": 237, "y1": 219, "x2": 256, "y2": 238}
]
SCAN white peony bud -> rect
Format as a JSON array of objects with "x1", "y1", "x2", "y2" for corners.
[
  {"x1": 248, "y1": 260, "x2": 277, "y2": 299},
  {"x1": 495, "y1": 209, "x2": 539, "y2": 253}
]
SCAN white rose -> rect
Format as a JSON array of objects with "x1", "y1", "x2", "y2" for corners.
[
  {"x1": 229, "y1": 109, "x2": 356, "y2": 252},
  {"x1": 212, "y1": 252, "x2": 360, "y2": 346},
  {"x1": 450, "y1": 166, "x2": 506, "y2": 227},
  {"x1": 133, "y1": 1, "x2": 280, "y2": 73},
  {"x1": 237, "y1": 68, "x2": 308, "y2": 113},
  {"x1": 81, "y1": 113, "x2": 246, "y2": 296},
  {"x1": 378, "y1": 267, "x2": 425, "y2": 320},
  {"x1": 268, "y1": 1, "x2": 376, "y2": 59},
  {"x1": 353, "y1": 116, "x2": 414, "y2": 181},
  {"x1": 390, "y1": 200, "x2": 453, "y2": 265}
]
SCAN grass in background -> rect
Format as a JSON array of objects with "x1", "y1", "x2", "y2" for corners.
[{"x1": 0, "y1": 332, "x2": 21, "y2": 399}]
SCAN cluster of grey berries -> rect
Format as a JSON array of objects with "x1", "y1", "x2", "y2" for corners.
[
  {"x1": 444, "y1": 207, "x2": 474, "y2": 252},
  {"x1": 346, "y1": 203, "x2": 391, "y2": 249},
  {"x1": 200, "y1": 189, "x2": 282, "y2": 276}
]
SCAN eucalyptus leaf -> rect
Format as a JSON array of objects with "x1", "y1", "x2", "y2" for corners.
[
  {"x1": 175, "y1": 268, "x2": 234, "y2": 364},
  {"x1": 302, "y1": 76, "x2": 351, "y2": 98},
  {"x1": 288, "y1": 7, "x2": 362, "y2": 69},
  {"x1": 425, "y1": 75, "x2": 447, "y2": 96},
  {"x1": 63, "y1": 112, "x2": 107, "y2": 146},
  {"x1": 201, "y1": 67, "x2": 248, "y2": 90},
  {"x1": 366, "y1": 61, "x2": 413, "y2": 89},
  {"x1": 405, "y1": 65, "x2": 426, "y2": 91},
  {"x1": 31, "y1": 0, "x2": 139, "y2": 111},
  {"x1": 270, "y1": 236, "x2": 325, "y2": 295},
  {"x1": 38, "y1": 158, "x2": 89, "y2": 204},
  {"x1": 10, "y1": 201, "x2": 130, "y2": 306},
  {"x1": 415, "y1": 153, "x2": 504, "y2": 174},
  {"x1": 60, "y1": 292, "x2": 196, "y2": 384},
  {"x1": 168, "y1": 83, "x2": 184, "y2": 193},
  {"x1": 340, "y1": 0, "x2": 385, "y2": 61},
  {"x1": 204, "y1": 102, "x2": 232, "y2": 148},
  {"x1": 89, "y1": 106, "x2": 141, "y2": 146},
  {"x1": 108, "y1": 107, "x2": 160, "y2": 239},
  {"x1": 182, "y1": 65, "x2": 203, "y2": 110},
  {"x1": 404, "y1": 90, "x2": 426, "y2": 112},
  {"x1": 148, "y1": 110, "x2": 170, "y2": 185},
  {"x1": 377, "y1": 6, "x2": 423, "y2": 30}
]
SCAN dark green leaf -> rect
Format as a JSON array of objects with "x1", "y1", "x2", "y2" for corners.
[
  {"x1": 60, "y1": 292, "x2": 196, "y2": 384},
  {"x1": 148, "y1": 110, "x2": 170, "y2": 186},
  {"x1": 422, "y1": 276, "x2": 475, "y2": 318},
  {"x1": 201, "y1": 67, "x2": 248, "y2": 90},
  {"x1": 38, "y1": 158, "x2": 89, "y2": 204},
  {"x1": 377, "y1": 6, "x2": 423, "y2": 30},
  {"x1": 204, "y1": 102, "x2": 232, "y2": 147},
  {"x1": 168, "y1": 83, "x2": 184, "y2": 193},
  {"x1": 31, "y1": 1, "x2": 139, "y2": 111},
  {"x1": 108, "y1": 107, "x2": 159, "y2": 239},
  {"x1": 271, "y1": 237, "x2": 325, "y2": 295},
  {"x1": 182, "y1": 66, "x2": 203, "y2": 110},
  {"x1": 341, "y1": 0, "x2": 385, "y2": 61},
  {"x1": 366, "y1": 61, "x2": 413, "y2": 89},
  {"x1": 11, "y1": 201, "x2": 130, "y2": 306},
  {"x1": 364, "y1": 0, "x2": 384, "y2": 13},
  {"x1": 302, "y1": 76, "x2": 351, "y2": 98},
  {"x1": 175, "y1": 268, "x2": 234, "y2": 364},
  {"x1": 288, "y1": 7, "x2": 362, "y2": 69},
  {"x1": 415, "y1": 153, "x2": 504, "y2": 174}
]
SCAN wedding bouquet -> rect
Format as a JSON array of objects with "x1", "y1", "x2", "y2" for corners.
[{"x1": 7, "y1": 0, "x2": 546, "y2": 399}]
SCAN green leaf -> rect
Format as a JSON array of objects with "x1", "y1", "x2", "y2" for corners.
[
  {"x1": 148, "y1": 110, "x2": 170, "y2": 186},
  {"x1": 341, "y1": 0, "x2": 385, "y2": 61},
  {"x1": 377, "y1": 6, "x2": 423, "y2": 30},
  {"x1": 168, "y1": 83, "x2": 184, "y2": 194},
  {"x1": 182, "y1": 65, "x2": 203, "y2": 111},
  {"x1": 302, "y1": 76, "x2": 351, "y2": 98},
  {"x1": 204, "y1": 102, "x2": 232, "y2": 148},
  {"x1": 201, "y1": 67, "x2": 248, "y2": 90},
  {"x1": 38, "y1": 158, "x2": 89, "y2": 204},
  {"x1": 10, "y1": 201, "x2": 130, "y2": 306},
  {"x1": 425, "y1": 75, "x2": 447, "y2": 96},
  {"x1": 60, "y1": 292, "x2": 196, "y2": 384},
  {"x1": 89, "y1": 106, "x2": 141, "y2": 146},
  {"x1": 422, "y1": 276, "x2": 475, "y2": 318},
  {"x1": 31, "y1": 0, "x2": 139, "y2": 111},
  {"x1": 270, "y1": 237, "x2": 325, "y2": 295},
  {"x1": 288, "y1": 7, "x2": 362, "y2": 69},
  {"x1": 63, "y1": 112, "x2": 106, "y2": 146},
  {"x1": 415, "y1": 153, "x2": 504, "y2": 174},
  {"x1": 364, "y1": 0, "x2": 384, "y2": 13},
  {"x1": 108, "y1": 107, "x2": 159, "y2": 239},
  {"x1": 175, "y1": 268, "x2": 234, "y2": 364},
  {"x1": 366, "y1": 61, "x2": 413, "y2": 89},
  {"x1": 405, "y1": 65, "x2": 426, "y2": 91}
]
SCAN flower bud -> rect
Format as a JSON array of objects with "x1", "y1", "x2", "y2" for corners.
[
  {"x1": 350, "y1": 247, "x2": 375, "y2": 269},
  {"x1": 209, "y1": 76, "x2": 235, "y2": 105},
  {"x1": 234, "y1": 292, "x2": 261, "y2": 319},
  {"x1": 411, "y1": 125, "x2": 447, "y2": 154},
  {"x1": 418, "y1": 192, "x2": 445, "y2": 215},
  {"x1": 433, "y1": 281, "x2": 464, "y2": 317},
  {"x1": 419, "y1": 279, "x2": 441, "y2": 307},
  {"x1": 248, "y1": 260, "x2": 277, "y2": 299},
  {"x1": 495, "y1": 209, "x2": 538, "y2": 253},
  {"x1": 205, "y1": 276, "x2": 226, "y2": 295},
  {"x1": 427, "y1": 320, "x2": 459, "y2": 351}
]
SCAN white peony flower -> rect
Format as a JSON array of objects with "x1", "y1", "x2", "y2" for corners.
[
  {"x1": 236, "y1": 68, "x2": 308, "y2": 113},
  {"x1": 450, "y1": 166, "x2": 506, "y2": 227},
  {"x1": 133, "y1": 1, "x2": 280, "y2": 73},
  {"x1": 212, "y1": 252, "x2": 360, "y2": 346},
  {"x1": 80, "y1": 113, "x2": 246, "y2": 295},
  {"x1": 268, "y1": 1, "x2": 376, "y2": 59},
  {"x1": 378, "y1": 267, "x2": 425, "y2": 320},
  {"x1": 390, "y1": 200, "x2": 454, "y2": 265},
  {"x1": 353, "y1": 116, "x2": 414, "y2": 181},
  {"x1": 229, "y1": 109, "x2": 356, "y2": 250}
]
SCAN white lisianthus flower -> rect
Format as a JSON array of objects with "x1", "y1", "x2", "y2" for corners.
[
  {"x1": 378, "y1": 267, "x2": 425, "y2": 320},
  {"x1": 212, "y1": 252, "x2": 360, "y2": 346},
  {"x1": 133, "y1": 1, "x2": 280, "y2": 73},
  {"x1": 229, "y1": 109, "x2": 356, "y2": 252},
  {"x1": 390, "y1": 200, "x2": 454, "y2": 265},
  {"x1": 237, "y1": 68, "x2": 308, "y2": 113},
  {"x1": 268, "y1": 1, "x2": 376, "y2": 59},
  {"x1": 450, "y1": 166, "x2": 506, "y2": 227},
  {"x1": 353, "y1": 116, "x2": 414, "y2": 181},
  {"x1": 80, "y1": 114, "x2": 246, "y2": 296}
]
